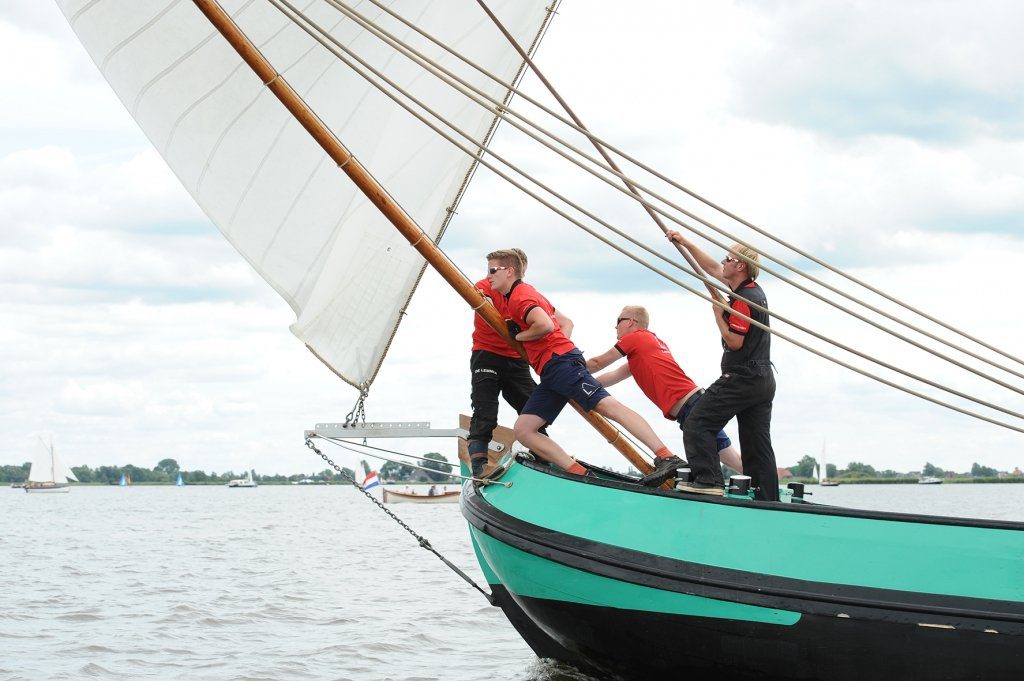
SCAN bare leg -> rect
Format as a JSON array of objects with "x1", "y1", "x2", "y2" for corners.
[
  {"x1": 513, "y1": 414, "x2": 577, "y2": 470},
  {"x1": 719, "y1": 444, "x2": 743, "y2": 473},
  {"x1": 593, "y1": 397, "x2": 669, "y2": 454}
]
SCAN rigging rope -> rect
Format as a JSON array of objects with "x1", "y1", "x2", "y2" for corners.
[
  {"x1": 354, "y1": 0, "x2": 1024, "y2": 375},
  {"x1": 320, "y1": 435, "x2": 512, "y2": 488},
  {"x1": 268, "y1": 0, "x2": 1024, "y2": 433},
  {"x1": 318, "y1": 0, "x2": 1024, "y2": 393},
  {"x1": 304, "y1": 437, "x2": 497, "y2": 604}
]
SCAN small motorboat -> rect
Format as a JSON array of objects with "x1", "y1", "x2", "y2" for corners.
[{"x1": 383, "y1": 486, "x2": 459, "y2": 504}]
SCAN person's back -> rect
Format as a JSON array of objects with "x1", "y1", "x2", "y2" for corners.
[
  {"x1": 721, "y1": 279, "x2": 770, "y2": 372},
  {"x1": 616, "y1": 328, "x2": 698, "y2": 419}
]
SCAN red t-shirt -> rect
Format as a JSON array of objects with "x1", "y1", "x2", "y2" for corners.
[
  {"x1": 504, "y1": 280, "x2": 575, "y2": 374},
  {"x1": 471, "y1": 279, "x2": 520, "y2": 358},
  {"x1": 615, "y1": 329, "x2": 698, "y2": 419}
]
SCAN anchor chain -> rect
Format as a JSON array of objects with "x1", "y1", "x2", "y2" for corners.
[{"x1": 304, "y1": 437, "x2": 495, "y2": 605}]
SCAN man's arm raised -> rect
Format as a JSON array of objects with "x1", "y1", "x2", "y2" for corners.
[{"x1": 666, "y1": 230, "x2": 726, "y2": 285}]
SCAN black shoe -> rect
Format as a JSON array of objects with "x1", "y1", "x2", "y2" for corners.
[
  {"x1": 639, "y1": 455, "x2": 686, "y2": 487},
  {"x1": 470, "y1": 456, "x2": 487, "y2": 479},
  {"x1": 677, "y1": 480, "x2": 724, "y2": 496}
]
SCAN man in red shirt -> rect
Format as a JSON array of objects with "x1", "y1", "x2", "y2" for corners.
[
  {"x1": 586, "y1": 305, "x2": 743, "y2": 491},
  {"x1": 486, "y1": 249, "x2": 678, "y2": 475},
  {"x1": 468, "y1": 249, "x2": 542, "y2": 479}
]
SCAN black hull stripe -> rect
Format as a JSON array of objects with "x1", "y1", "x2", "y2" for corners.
[
  {"x1": 507, "y1": 591, "x2": 1024, "y2": 681},
  {"x1": 464, "y1": 484, "x2": 1024, "y2": 630}
]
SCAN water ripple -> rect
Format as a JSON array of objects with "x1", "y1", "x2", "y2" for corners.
[{"x1": 0, "y1": 485, "x2": 668, "y2": 679}]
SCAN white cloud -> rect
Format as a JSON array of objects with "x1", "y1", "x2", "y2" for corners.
[
  {"x1": 0, "y1": 0, "x2": 1021, "y2": 480},
  {"x1": 730, "y1": 1, "x2": 1024, "y2": 139}
]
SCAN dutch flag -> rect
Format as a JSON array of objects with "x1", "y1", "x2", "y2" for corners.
[{"x1": 362, "y1": 471, "x2": 380, "y2": 490}]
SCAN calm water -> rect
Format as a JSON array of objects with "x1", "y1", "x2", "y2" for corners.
[{"x1": 2, "y1": 483, "x2": 1021, "y2": 680}]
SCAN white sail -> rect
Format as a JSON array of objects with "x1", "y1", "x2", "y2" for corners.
[
  {"x1": 27, "y1": 437, "x2": 52, "y2": 483},
  {"x1": 818, "y1": 439, "x2": 825, "y2": 484},
  {"x1": 53, "y1": 451, "x2": 80, "y2": 483},
  {"x1": 56, "y1": 0, "x2": 552, "y2": 390},
  {"x1": 28, "y1": 435, "x2": 78, "y2": 484}
]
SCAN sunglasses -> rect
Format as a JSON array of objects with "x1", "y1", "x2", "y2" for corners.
[
  {"x1": 616, "y1": 317, "x2": 634, "y2": 325},
  {"x1": 488, "y1": 266, "x2": 510, "y2": 274},
  {"x1": 723, "y1": 256, "x2": 741, "y2": 264}
]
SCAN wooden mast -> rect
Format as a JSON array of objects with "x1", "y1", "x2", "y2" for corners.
[{"x1": 191, "y1": 0, "x2": 653, "y2": 474}]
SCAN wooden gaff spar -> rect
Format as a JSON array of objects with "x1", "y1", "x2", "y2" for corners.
[{"x1": 190, "y1": 0, "x2": 653, "y2": 475}]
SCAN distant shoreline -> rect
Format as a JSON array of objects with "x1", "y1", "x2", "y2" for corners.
[{"x1": 787, "y1": 476, "x2": 1024, "y2": 485}]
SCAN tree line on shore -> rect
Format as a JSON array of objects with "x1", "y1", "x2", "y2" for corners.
[
  {"x1": 5, "y1": 451, "x2": 1018, "y2": 485},
  {"x1": 0, "y1": 453, "x2": 458, "y2": 485},
  {"x1": 782, "y1": 456, "x2": 1023, "y2": 483}
]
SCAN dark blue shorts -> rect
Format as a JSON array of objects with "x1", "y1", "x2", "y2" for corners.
[
  {"x1": 521, "y1": 350, "x2": 609, "y2": 425},
  {"x1": 677, "y1": 391, "x2": 732, "y2": 452}
]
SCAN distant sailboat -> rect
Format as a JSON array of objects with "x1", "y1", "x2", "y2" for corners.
[
  {"x1": 819, "y1": 439, "x2": 839, "y2": 487},
  {"x1": 227, "y1": 469, "x2": 257, "y2": 488},
  {"x1": 119, "y1": 472, "x2": 132, "y2": 487},
  {"x1": 25, "y1": 435, "x2": 78, "y2": 494},
  {"x1": 175, "y1": 472, "x2": 184, "y2": 487}
]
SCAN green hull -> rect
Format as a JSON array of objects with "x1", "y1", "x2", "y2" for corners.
[{"x1": 462, "y1": 458, "x2": 1024, "y2": 680}]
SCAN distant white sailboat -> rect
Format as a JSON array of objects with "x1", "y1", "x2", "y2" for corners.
[
  {"x1": 227, "y1": 469, "x2": 257, "y2": 488},
  {"x1": 119, "y1": 472, "x2": 131, "y2": 487},
  {"x1": 25, "y1": 435, "x2": 78, "y2": 494},
  {"x1": 819, "y1": 439, "x2": 839, "y2": 487},
  {"x1": 176, "y1": 472, "x2": 184, "y2": 487}
]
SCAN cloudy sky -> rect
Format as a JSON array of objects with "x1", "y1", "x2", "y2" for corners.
[{"x1": 2, "y1": 0, "x2": 1023, "y2": 478}]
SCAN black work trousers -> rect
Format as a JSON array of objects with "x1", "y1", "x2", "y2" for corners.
[
  {"x1": 683, "y1": 364, "x2": 778, "y2": 501},
  {"x1": 469, "y1": 349, "x2": 539, "y2": 448}
]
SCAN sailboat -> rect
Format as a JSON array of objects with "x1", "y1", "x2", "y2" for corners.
[
  {"x1": 819, "y1": 439, "x2": 839, "y2": 487},
  {"x1": 119, "y1": 472, "x2": 131, "y2": 487},
  {"x1": 56, "y1": 2, "x2": 1023, "y2": 679},
  {"x1": 176, "y1": 472, "x2": 185, "y2": 487},
  {"x1": 227, "y1": 469, "x2": 258, "y2": 488},
  {"x1": 24, "y1": 435, "x2": 78, "y2": 494}
]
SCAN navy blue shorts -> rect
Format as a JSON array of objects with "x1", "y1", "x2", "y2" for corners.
[
  {"x1": 677, "y1": 391, "x2": 732, "y2": 452},
  {"x1": 521, "y1": 350, "x2": 609, "y2": 425}
]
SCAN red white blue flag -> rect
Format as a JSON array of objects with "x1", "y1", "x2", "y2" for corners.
[{"x1": 362, "y1": 471, "x2": 380, "y2": 490}]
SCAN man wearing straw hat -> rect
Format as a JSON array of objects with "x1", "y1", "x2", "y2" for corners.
[{"x1": 665, "y1": 231, "x2": 778, "y2": 501}]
